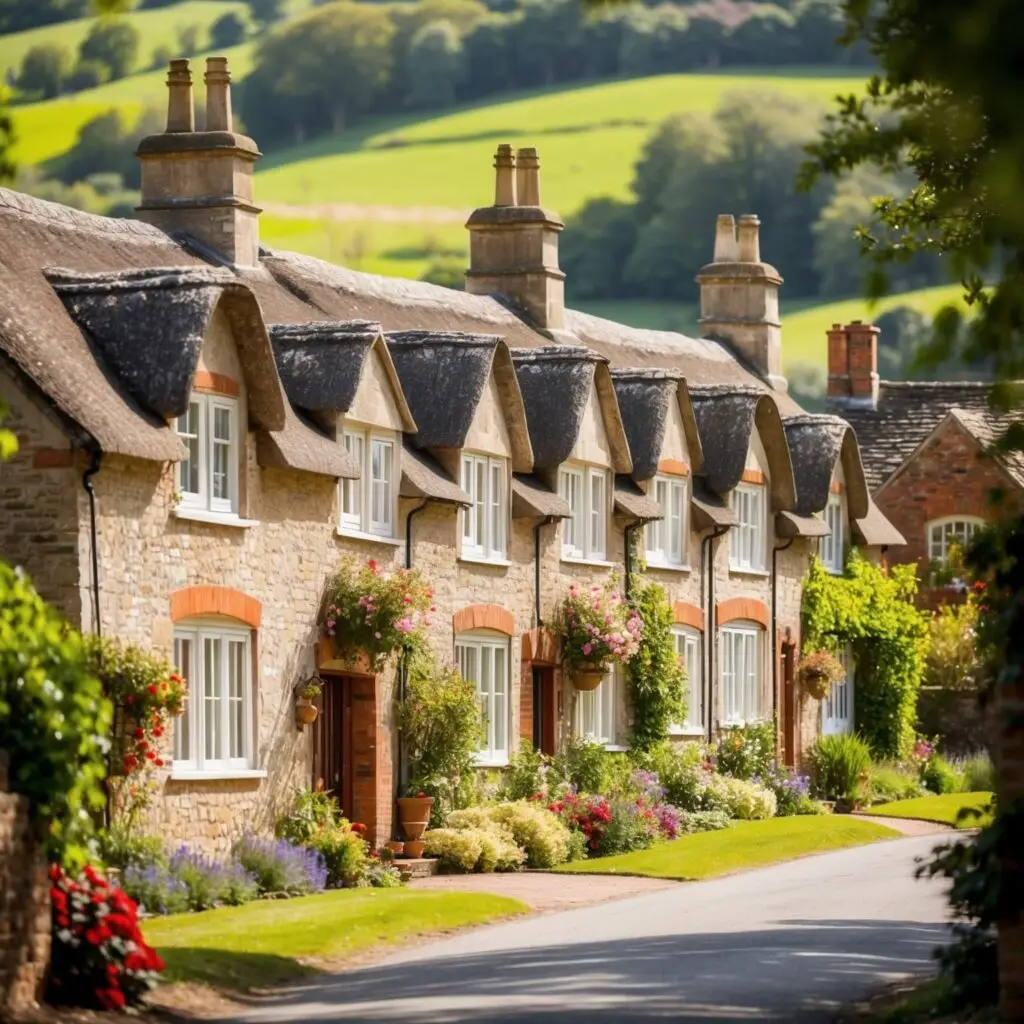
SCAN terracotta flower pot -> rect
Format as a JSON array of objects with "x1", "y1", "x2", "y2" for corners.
[
  {"x1": 572, "y1": 663, "x2": 607, "y2": 692},
  {"x1": 802, "y1": 672, "x2": 831, "y2": 701},
  {"x1": 295, "y1": 701, "x2": 319, "y2": 726},
  {"x1": 385, "y1": 840, "x2": 405, "y2": 857},
  {"x1": 397, "y1": 795, "x2": 434, "y2": 842},
  {"x1": 403, "y1": 839, "x2": 425, "y2": 858}
]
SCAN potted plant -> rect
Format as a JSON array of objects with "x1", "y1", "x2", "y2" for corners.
[
  {"x1": 553, "y1": 580, "x2": 643, "y2": 691},
  {"x1": 322, "y1": 558, "x2": 434, "y2": 672},
  {"x1": 295, "y1": 677, "x2": 322, "y2": 727},
  {"x1": 797, "y1": 649, "x2": 846, "y2": 700},
  {"x1": 397, "y1": 787, "x2": 434, "y2": 853}
]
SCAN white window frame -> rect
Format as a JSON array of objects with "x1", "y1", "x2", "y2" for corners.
[
  {"x1": 460, "y1": 453, "x2": 508, "y2": 561},
  {"x1": 575, "y1": 665, "x2": 617, "y2": 746},
  {"x1": 730, "y1": 482, "x2": 767, "y2": 572},
  {"x1": 455, "y1": 633, "x2": 510, "y2": 766},
  {"x1": 820, "y1": 494, "x2": 845, "y2": 574},
  {"x1": 720, "y1": 622, "x2": 764, "y2": 727},
  {"x1": 338, "y1": 427, "x2": 397, "y2": 539},
  {"x1": 646, "y1": 475, "x2": 688, "y2": 567},
  {"x1": 175, "y1": 392, "x2": 240, "y2": 515},
  {"x1": 172, "y1": 620, "x2": 253, "y2": 774},
  {"x1": 927, "y1": 516, "x2": 984, "y2": 566},
  {"x1": 671, "y1": 626, "x2": 703, "y2": 734},
  {"x1": 822, "y1": 645, "x2": 855, "y2": 736},
  {"x1": 559, "y1": 465, "x2": 609, "y2": 562}
]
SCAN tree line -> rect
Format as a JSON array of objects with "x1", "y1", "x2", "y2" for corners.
[{"x1": 238, "y1": 0, "x2": 870, "y2": 149}]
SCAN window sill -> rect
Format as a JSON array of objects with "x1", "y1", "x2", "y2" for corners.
[
  {"x1": 668, "y1": 727, "x2": 706, "y2": 738},
  {"x1": 473, "y1": 757, "x2": 509, "y2": 769},
  {"x1": 168, "y1": 769, "x2": 267, "y2": 782},
  {"x1": 560, "y1": 556, "x2": 617, "y2": 569},
  {"x1": 645, "y1": 562, "x2": 693, "y2": 574},
  {"x1": 602, "y1": 744, "x2": 629, "y2": 753},
  {"x1": 173, "y1": 508, "x2": 258, "y2": 529},
  {"x1": 728, "y1": 566, "x2": 770, "y2": 578},
  {"x1": 335, "y1": 528, "x2": 404, "y2": 547},
  {"x1": 458, "y1": 555, "x2": 512, "y2": 569}
]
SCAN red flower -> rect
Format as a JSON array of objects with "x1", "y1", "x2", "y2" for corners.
[
  {"x1": 83, "y1": 865, "x2": 106, "y2": 887},
  {"x1": 145, "y1": 750, "x2": 156, "y2": 761},
  {"x1": 49, "y1": 864, "x2": 63, "y2": 883},
  {"x1": 84, "y1": 923, "x2": 112, "y2": 946},
  {"x1": 368, "y1": 559, "x2": 377, "y2": 571},
  {"x1": 96, "y1": 987, "x2": 126, "y2": 1011},
  {"x1": 154, "y1": 757, "x2": 165, "y2": 768},
  {"x1": 134, "y1": 727, "x2": 145, "y2": 740},
  {"x1": 147, "y1": 684, "x2": 158, "y2": 696},
  {"x1": 152, "y1": 727, "x2": 164, "y2": 738},
  {"x1": 124, "y1": 694, "x2": 134, "y2": 705},
  {"x1": 351, "y1": 822, "x2": 366, "y2": 834},
  {"x1": 56, "y1": 913, "x2": 70, "y2": 928}
]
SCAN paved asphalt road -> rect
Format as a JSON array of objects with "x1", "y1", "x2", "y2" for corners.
[{"x1": 227, "y1": 834, "x2": 952, "y2": 1024}]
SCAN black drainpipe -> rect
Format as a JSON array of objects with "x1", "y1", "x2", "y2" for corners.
[
  {"x1": 771, "y1": 535, "x2": 795, "y2": 734},
  {"x1": 405, "y1": 500, "x2": 429, "y2": 570},
  {"x1": 703, "y1": 524, "x2": 731, "y2": 744},
  {"x1": 82, "y1": 447, "x2": 103, "y2": 638},
  {"x1": 533, "y1": 516, "x2": 557, "y2": 627}
]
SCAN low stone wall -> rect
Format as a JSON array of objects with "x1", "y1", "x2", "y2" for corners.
[
  {"x1": 0, "y1": 753, "x2": 51, "y2": 1014},
  {"x1": 916, "y1": 687, "x2": 992, "y2": 757}
]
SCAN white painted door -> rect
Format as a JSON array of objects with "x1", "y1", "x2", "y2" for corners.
[{"x1": 821, "y1": 646, "x2": 854, "y2": 735}]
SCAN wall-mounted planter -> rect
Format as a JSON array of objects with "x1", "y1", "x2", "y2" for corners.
[
  {"x1": 571, "y1": 663, "x2": 607, "y2": 692},
  {"x1": 295, "y1": 700, "x2": 318, "y2": 727}
]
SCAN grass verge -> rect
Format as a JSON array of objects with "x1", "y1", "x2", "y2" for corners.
[
  {"x1": 553, "y1": 815, "x2": 899, "y2": 881},
  {"x1": 868, "y1": 792, "x2": 994, "y2": 829},
  {"x1": 143, "y1": 889, "x2": 527, "y2": 990}
]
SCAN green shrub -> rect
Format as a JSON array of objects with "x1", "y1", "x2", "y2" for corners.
[
  {"x1": 702, "y1": 774, "x2": 777, "y2": 819},
  {"x1": 959, "y1": 753, "x2": 995, "y2": 793},
  {"x1": 275, "y1": 786, "x2": 340, "y2": 843},
  {"x1": 808, "y1": 733, "x2": 872, "y2": 804},
  {"x1": 633, "y1": 741, "x2": 706, "y2": 811},
  {"x1": 422, "y1": 827, "x2": 522, "y2": 873},
  {"x1": 550, "y1": 734, "x2": 611, "y2": 794},
  {"x1": 305, "y1": 827, "x2": 368, "y2": 888},
  {"x1": 868, "y1": 761, "x2": 925, "y2": 805},
  {"x1": 565, "y1": 829, "x2": 589, "y2": 861},
  {"x1": 714, "y1": 721, "x2": 776, "y2": 780},
  {"x1": 678, "y1": 809, "x2": 732, "y2": 834},
  {"x1": 0, "y1": 561, "x2": 112, "y2": 867},
  {"x1": 100, "y1": 823, "x2": 166, "y2": 871},
  {"x1": 922, "y1": 754, "x2": 964, "y2": 795},
  {"x1": 486, "y1": 802, "x2": 572, "y2": 868},
  {"x1": 500, "y1": 743, "x2": 547, "y2": 800},
  {"x1": 363, "y1": 862, "x2": 404, "y2": 888}
]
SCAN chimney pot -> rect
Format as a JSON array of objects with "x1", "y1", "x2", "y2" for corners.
[
  {"x1": 494, "y1": 144, "x2": 517, "y2": 207},
  {"x1": 516, "y1": 147, "x2": 540, "y2": 207},
  {"x1": 166, "y1": 59, "x2": 194, "y2": 134},
  {"x1": 204, "y1": 56, "x2": 233, "y2": 132},
  {"x1": 737, "y1": 213, "x2": 761, "y2": 262},
  {"x1": 712, "y1": 214, "x2": 738, "y2": 262}
]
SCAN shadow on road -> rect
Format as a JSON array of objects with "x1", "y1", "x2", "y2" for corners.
[{"x1": 218, "y1": 918, "x2": 949, "y2": 1023}]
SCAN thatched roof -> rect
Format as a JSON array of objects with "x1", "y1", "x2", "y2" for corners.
[
  {"x1": 691, "y1": 479, "x2": 738, "y2": 530},
  {"x1": 400, "y1": 442, "x2": 471, "y2": 505},
  {"x1": 386, "y1": 332, "x2": 533, "y2": 473},
  {"x1": 510, "y1": 346, "x2": 631, "y2": 474},
  {"x1": 853, "y1": 499, "x2": 907, "y2": 547},
  {"x1": 688, "y1": 385, "x2": 796, "y2": 510},
  {"x1": 512, "y1": 474, "x2": 571, "y2": 519},
  {"x1": 775, "y1": 511, "x2": 830, "y2": 539},
  {"x1": 614, "y1": 477, "x2": 663, "y2": 521},
  {"x1": 609, "y1": 368, "x2": 704, "y2": 481},
  {"x1": 783, "y1": 414, "x2": 870, "y2": 520}
]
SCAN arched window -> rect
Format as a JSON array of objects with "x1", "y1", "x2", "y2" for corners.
[
  {"x1": 172, "y1": 618, "x2": 254, "y2": 774},
  {"x1": 927, "y1": 516, "x2": 985, "y2": 565}
]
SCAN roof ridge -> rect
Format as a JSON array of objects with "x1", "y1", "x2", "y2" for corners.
[{"x1": 0, "y1": 186, "x2": 172, "y2": 242}]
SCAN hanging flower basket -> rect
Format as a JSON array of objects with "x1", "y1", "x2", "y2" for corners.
[
  {"x1": 295, "y1": 701, "x2": 319, "y2": 727},
  {"x1": 797, "y1": 649, "x2": 845, "y2": 701},
  {"x1": 572, "y1": 662, "x2": 608, "y2": 692}
]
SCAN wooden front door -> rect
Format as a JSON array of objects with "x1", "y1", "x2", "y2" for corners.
[
  {"x1": 312, "y1": 674, "x2": 353, "y2": 818},
  {"x1": 532, "y1": 667, "x2": 556, "y2": 756}
]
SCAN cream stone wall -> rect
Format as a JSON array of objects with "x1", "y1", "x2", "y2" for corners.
[
  {"x1": 347, "y1": 349, "x2": 406, "y2": 433},
  {"x1": 569, "y1": 381, "x2": 613, "y2": 467},
  {"x1": 659, "y1": 398, "x2": 691, "y2": 466},
  {"x1": 463, "y1": 374, "x2": 512, "y2": 459}
]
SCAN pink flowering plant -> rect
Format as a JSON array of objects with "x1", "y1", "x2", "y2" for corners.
[
  {"x1": 323, "y1": 557, "x2": 434, "y2": 670},
  {"x1": 554, "y1": 578, "x2": 643, "y2": 672}
]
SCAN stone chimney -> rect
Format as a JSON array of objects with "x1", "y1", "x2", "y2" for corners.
[
  {"x1": 827, "y1": 320, "x2": 879, "y2": 408},
  {"x1": 136, "y1": 58, "x2": 261, "y2": 268},
  {"x1": 696, "y1": 214, "x2": 785, "y2": 390},
  {"x1": 465, "y1": 144, "x2": 566, "y2": 331}
]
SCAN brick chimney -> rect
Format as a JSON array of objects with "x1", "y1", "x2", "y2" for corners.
[
  {"x1": 465, "y1": 144, "x2": 566, "y2": 331},
  {"x1": 696, "y1": 214, "x2": 785, "y2": 391},
  {"x1": 136, "y1": 58, "x2": 261, "y2": 268},
  {"x1": 827, "y1": 320, "x2": 879, "y2": 408}
]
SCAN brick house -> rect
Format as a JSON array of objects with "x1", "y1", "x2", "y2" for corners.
[
  {"x1": 0, "y1": 58, "x2": 903, "y2": 851},
  {"x1": 825, "y1": 320, "x2": 1024, "y2": 605}
]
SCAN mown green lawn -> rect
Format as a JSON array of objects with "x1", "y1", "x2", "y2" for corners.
[
  {"x1": 555, "y1": 816, "x2": 898, "y2": 881},
  {"x1": 869, "y1": 792, "x2": 994, "y2": 829},
  {"x1": 143, "y1": 888, "x2": 527, "y2": 990}
]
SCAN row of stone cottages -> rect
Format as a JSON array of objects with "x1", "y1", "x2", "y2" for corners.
[{"x1": 0, "y1": 58, "x2": 905, "y2": 851}]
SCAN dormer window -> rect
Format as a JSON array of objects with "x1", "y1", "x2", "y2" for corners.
[
  {"x1": 560, "y1": 465, "x2": 608, "y2": 562},
  {"x1": 730, "y1": 482, "x2": 766, "y2": 572},
  {"x1": 176, "y1": 393, "x2": 239, "y2": 515},
  {"x1": 340, "y1": 428, "x2": 396, "y2": 538},
  {"x1": 646, "y1": 475, "x2": 688, "y2": 567},
  {"x1": 820, "y1": 494, "x2": 845, "y2": 574},
  {"x1": 460, "y1": 453, "x2": 508, "y2": 561}
]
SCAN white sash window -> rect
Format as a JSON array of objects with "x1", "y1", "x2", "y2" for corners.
[
  {"x1": 559, "y1": 465, "x2": 609, "y2": 561},
  {"x1": 338, "y1": 428, "x2": 396, "y2": 538},
  {"x1": 176, "y1": 394, "x2": 239, "y2": 515},
  {"x1": 672, "y1": 626, "x2": 703, "y2": 733},
  {"x1": 460, "y1": 454, "x2": 507, "y2": 561},
  {"x1": 720, "y1": 623, "x2": 763, "y2": 726},
  {"x1": 456, "y1": 634, "x2": 510, "y2": 766},
  {"x1": 730, "y1": 483, "x2": 766, "y2": 572},
  {"x1": 646, "y1": 476, "x2": 687, "y2": 567}
]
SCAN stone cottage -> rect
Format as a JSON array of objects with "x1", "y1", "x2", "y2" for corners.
[{"x1": 0, "y1": 57, "x2": 902, "y2": 851}]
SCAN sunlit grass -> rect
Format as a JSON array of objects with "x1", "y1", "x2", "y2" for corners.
[{"x1": 869, "y1": 792, "x2": 994, "y2": 829}]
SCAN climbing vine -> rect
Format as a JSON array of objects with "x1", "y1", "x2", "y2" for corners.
[
  {"x1": 625, "y1": 576, "x2": 686, "y2": 751},
  {"x1": 802, "y1": 554, "x2": 929, "y2": 759}
]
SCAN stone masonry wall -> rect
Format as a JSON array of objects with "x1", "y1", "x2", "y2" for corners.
[{"x1": 0, "y1": 753, "x2": 50, "y2": 1015}]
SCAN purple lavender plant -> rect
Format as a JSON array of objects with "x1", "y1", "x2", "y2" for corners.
[
  {"x1": 630, "y1": 769, "x2": 667, "y2": 804},
  {"x1": 232, "y1": 832, "x2": 328, "y2": 895}
]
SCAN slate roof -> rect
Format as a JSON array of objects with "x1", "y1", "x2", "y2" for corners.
[
  {"x1": 828, "y1": 381, "x2": 994, "y2": 492},
  {"x1": 386, "y1": 331, "x2": 533, "y2": 472},
  {"x1": 688, "y1": 384, "x2": 796, "y2": 511}
]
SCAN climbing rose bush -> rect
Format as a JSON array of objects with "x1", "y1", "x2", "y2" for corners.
[
  {"x1": 323, "y1": 557, "x2": 434, "y2": 669},
  {"x1": 554, "y1": 578, "x2": 643, "y2": 672},
  {"x1": 48, "y1": 864, "x2": 165, "y2": 1012}
]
